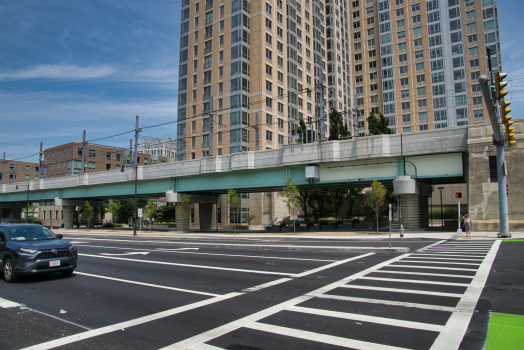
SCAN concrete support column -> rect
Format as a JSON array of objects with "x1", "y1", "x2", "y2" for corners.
[
  {"x1": 63, "y1": 206, "x2": 75, "y2": 229},
  {"x1": 400, "y1": 194, "x2": 420, "y2": 229},
  {"x1": 199, "y1": 203, "x2": 213, "y2": 231},
  {"x1": 175, "y1": 203, "x2": 189, "y2": 232},
  {"x1": 11, "y1": 208, "x2": 22, "y2": 221}
]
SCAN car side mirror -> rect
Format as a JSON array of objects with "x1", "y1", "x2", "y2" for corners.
[{"x1": 56, "y1": 234, "x2": 63, "y2": 239}]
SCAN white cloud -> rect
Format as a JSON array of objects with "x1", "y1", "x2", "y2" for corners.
[{"x1": 0, "y1": 64, "x2": 115, "y2": 80}]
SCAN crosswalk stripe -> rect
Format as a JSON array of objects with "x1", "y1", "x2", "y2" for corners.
[
  {"x1": 389, "y1": 264, "x2": 478, "y2": 271},
  {"x1": 245, "y1": 322, "x2": 409, "y2": 350},
  {"x1": 287, "y1": 305, "x2": 445, "y2": 332},
  {"x1": 407, "y1": 256, "x2": 483, "y2": 261},
  {"x1": 414, "y1": 253, "x2": 486, "y2": 258},
  {"x1": 396, "y1": 260, "x2": 481, "y2": 266},
  {"x1": 359, "y1": 276, "x2": 470, "y2": 287},
  {"x1": 339, "y1": 284, "x2": 464, "y2": 297},
  {"x1": 316, "y1": 294, "x2": 456, "y2": 312},
  {"x1": 199, "y1": 344, "x2": 224, "y2": 350},
  {"x1": 374, "y1": 270, "x2": 474, "y2": 279}
]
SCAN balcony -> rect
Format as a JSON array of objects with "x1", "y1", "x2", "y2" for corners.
[
  {"x1": 203, "y1": 77, "x2": 212, "y2": 85},
  {"x1": 417, "y1": 80, "x2": 425, "y2": 86},
  {"x1": 401, "y1": 95, "x2": 410, "y2": 101}
]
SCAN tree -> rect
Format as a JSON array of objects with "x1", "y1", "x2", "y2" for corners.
[
  {"x1": 327, "y1": 189, "x2": 346, "y2": 220},
  {"x1": 282, "y1": 178, "x2": 301, "y2": 234},
  {"x1": 83, "y1": 201, "x2": 94, "y2": 229},
  {"x1": 367, "y1": 180, "x2": 387, "y2": 233},
  {"x1": 367, "y1": 112, "x2": 393, "y2": 135},
  {"x1": 328, "y1": 109, "x2": 351, "y2": 140},
  {"x1": 298, "y1": 189, "x2": 314, "y2": 223},
  {"x1": 296, "y1": 118, "x2": 308, "y2": 143},
  {"x1": 109, "y1": 201, "x2": 121, "y2": 231},
  {"x1": 345, "y1": 187, "x2": 363, "y2": 218},
  {"x1": 227, "y1": 189, "x2": 240, "y2": 234},
  {"x1": 144, "y1": 201, "x2": 157, "y2": 232},
  {"x1": 179, "y1": 194, "x2": 192, "y2": 232},
  {"x1": 311, "y1": 191, "x2": 331, "y2": 223}
]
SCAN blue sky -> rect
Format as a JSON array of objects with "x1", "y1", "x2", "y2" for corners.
[
  {"x1": 0, "y1": 0, "x2": 522, "y2": 160},
  {"x1": 0, "y1": 0, "x2": 181, "y2": 160}
]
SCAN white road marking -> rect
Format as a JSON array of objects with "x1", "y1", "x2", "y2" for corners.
[
  {"x1": 20, "y1": 292, "x2": 242, "y2": 350},
  {"x1": 415, "y1": 240, "x2": 447, "y2": 252},
  {"x1": 159, "y1": 253, "x2": 411, "y2": 349},
  {"x1": 293, "y1": 253, "x2": 374, "y2": 278},
  {"x1": 388, "y1": 264, "x2": 478, "y2": 271},
  {"x1": 78, "y1": 253, "x2": 294, "y2": 276},
  {"x1": 241, "y1": 278, "x2": 293, "y2": 293},
  {"x1": 316, "y1": 294, "x2": 456, "y2": 312},
  {"x1": 339, "y1": 284, "x2": 464, "y2": 298},
  {"x1": 374, "y1": 270, "x2": 474, "y2": 279},
  {"x1": 426, "y1": 248, "x2": 490, "y2": 252},
  {"x1": 245, "y1": 322, "x2": 408, "y2": 350},
  {"x1": 99, "y1": 252, "x2": 150, "y2": 256},
  {"x1": 78, "y1": 244, "x2": 337, "y2": 262},
  {"x1": 430, "y1": 240, "x2": 502, "y2": 349},
  {"x1": 74, "y1": 272, "x2": 220, "y2": 297},
  {"x1": 198, "y1": 344, "x2": 224, "y2": 350},
  {"x1": 359, "y1": 276, "x2": 470, "y2": 287},
  {"x1": 288, "y1": 305, "x2": 445, "y2": 332},
  {"x1": 396, "y1": 260, "x2": 481, "y2": 266},
  {"x1": 414, "y1": 253, "x2": 486, "y2": 258},
  {"x1": 0, "y1": 297, "x2": 20, "y2": 308},
  {"x1": 405, "y1": 256, "x2": 483, "y2": 261}
]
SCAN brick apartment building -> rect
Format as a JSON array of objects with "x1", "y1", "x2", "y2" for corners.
[{"x1": 0, "y1": 159, "x2": 40, "y2": 184}]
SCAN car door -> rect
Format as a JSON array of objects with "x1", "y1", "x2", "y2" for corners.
[{"x1": 0, "y1": 227, "x2": 6, "y2": 261}]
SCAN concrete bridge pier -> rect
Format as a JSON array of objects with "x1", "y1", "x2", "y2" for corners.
[
  {"x1": 54, "y1": 198, "x2": 103, "y2": 229},
  {"x1": 167, "y1": 191, "x2": 218, "y2": 232},
  {"x1": 63, "y1": 206, "x2": 75, "y2": 229},
  {"x1": 394, "y1": 176, "x2": 431, "y2": 229}
]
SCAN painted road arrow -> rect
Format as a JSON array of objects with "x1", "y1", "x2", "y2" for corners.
[{"x1": 99, "y1": 252, "x2": 150, "y2": 256}]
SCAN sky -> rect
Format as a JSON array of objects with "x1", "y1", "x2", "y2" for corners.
[{"x1": 0, "y1": 0, "x2": 523, "y2": 161}]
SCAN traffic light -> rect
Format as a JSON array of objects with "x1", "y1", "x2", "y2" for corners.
[
  {"x1": 455, "y1": 192, "x2": 463, "y2": 200},
  {"x1": 501, "y1": 100, "x2": 516, "y2": 147},
  {"x1": 495, "y1": 73, "x2": 508, "y2": 100}
]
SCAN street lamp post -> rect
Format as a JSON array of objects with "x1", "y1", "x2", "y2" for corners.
[{"x1": 438, "y1": 187, "x2": 444, "y2": 227}]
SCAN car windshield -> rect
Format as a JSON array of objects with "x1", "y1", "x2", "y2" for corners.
[{"x1": 7, "y1": 227, "x2": 57, "y2": 241}]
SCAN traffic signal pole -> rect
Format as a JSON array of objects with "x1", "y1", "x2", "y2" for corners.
[{"x1": 479, "y1": 75, "x2": 510, "y2": 237}]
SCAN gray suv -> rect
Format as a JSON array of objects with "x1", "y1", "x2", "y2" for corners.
[{"x1": 0, "y1": 224, "x2": 78, "y2": 282}]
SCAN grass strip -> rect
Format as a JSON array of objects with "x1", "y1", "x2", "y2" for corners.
[{"x1": 485, "y1": 312, "x2": 524, "y2": 350}]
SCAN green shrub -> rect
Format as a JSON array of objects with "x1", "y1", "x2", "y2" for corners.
[
  {"x1": 335, "y1": 220, "x2": 344, "y2": 225},
  {"x1": 306, "y1": 222, "x2": 315, "y2": 226},
  {"x1": 319, "y1": 220, "x2": 329, "y2": 226},
  {"x1": 280, "y1": 222, "x2": 287, "y2": 227},
  {"x1": 352, "y1": 218, "x2": 361, "y2": 225}
]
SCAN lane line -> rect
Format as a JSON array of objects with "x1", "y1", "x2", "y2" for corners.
[
  {"x1": 316, "y1": 294, "x2": 456, "y2": 312},
  {"x1": 359, "y1": 276, "x2": 470, "y2": 287},
  {"x1": 245, "y1": 322, "x2": 409, "y2": 350},
  {"x1": 374, "y1": 270, "x2": 474, "y2": 279},
  {"x1": 292, "y1": 253, "x2": 374, "y2": 278},
  {"x1": 74, "y1": 272, "x2": 220, "y2": 297},
  {"x1": 78, "y1": 244, "x2": 337, "y2": 262},
  {"x1": 199, "y1": 345, "x2": 224, "y2": 350},
  {"x1": 415, "y1": 240, "x2": 447, "y2": 252},
  {"x1": 242, "y1": 278, "x2": 293, "y2": 293},
  {"x1": 78, "y1": 254, "x2": 294, "y2": 276},
  {"x1": 288, "y1": 305, "x2": 445, "y2": 332},
  {"x1": 19, "y1": 292, "x2": 243, "y2": 350},
  {"x1": 388, "y1": 264, "x2": 478, "y2": 272},
  {"x1": 19, "y1": 306, "x2": 91, "y2": 331},
  {"x1": 159, "y1": 253, "x2": 411, "y2": 349},
  {"x1": 339, "y1": 284, "x2": 464, "y2": 298},
  {"x1": 426, "y1": 249, "x2": 490, "y2": 252},
  {"x1": 404, "y1": 256, "x2": 483, "y2": 262},
  {"x1": 395, "y1": 260, "x2": 481, "y2": 266},
  {"x1": 0, "y1": 297, "x2": 21, "y2": 308},
  {"x1": 430, "y1": 240, "x2": 502, "y2": 349}
]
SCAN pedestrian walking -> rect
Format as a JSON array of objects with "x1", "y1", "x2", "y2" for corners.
[{"x1": 462, "y1": 214, "x2": 472, "y2": 237}]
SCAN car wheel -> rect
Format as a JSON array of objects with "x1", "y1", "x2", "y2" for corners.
[
  {"x1": 61, "y1": 269, "x2": 74, "y2": 277},
  {"x1": 3, "y1": 258, "x2": 18, "y2": 283}
]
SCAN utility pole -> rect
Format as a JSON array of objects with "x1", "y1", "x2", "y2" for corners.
[
  {"x1": 1, "y1": 152, "x2": 5, "y2": 185},
  {"x1": 38, "y1": 142, "x2": 43, "y2": 180},
  {"x1": 133, "y1": 116, "x2": 141, "y2": 236},
  {"x1": 81, "y1": 130, "x2": 86, "y2": 174},
  {"x1": 318, "y1": 68, "x2": 326, "y2": 141}
]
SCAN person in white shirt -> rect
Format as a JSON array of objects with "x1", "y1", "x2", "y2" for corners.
[{"x1": 462, "y1": 214, "x2": 472, "y2": 237}]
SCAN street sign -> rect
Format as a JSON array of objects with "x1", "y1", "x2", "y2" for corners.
[{"x1": 138, "y1": 208, "x2": 143, "y2": 218}]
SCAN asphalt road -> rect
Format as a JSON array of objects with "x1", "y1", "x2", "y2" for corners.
[{"x1": 0, "y1": 238, "x2": 510, "y2": 350}]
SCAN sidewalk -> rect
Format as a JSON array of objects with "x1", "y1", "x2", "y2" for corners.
[{"x1": 52, "y1": 227, "x2": 524, "y2": 241}]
